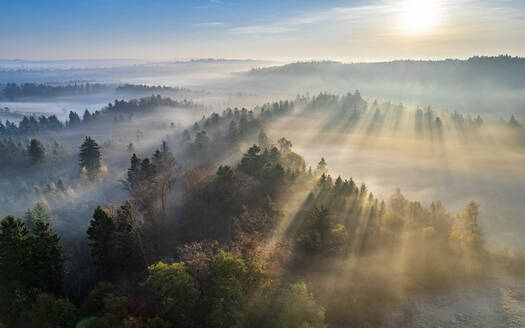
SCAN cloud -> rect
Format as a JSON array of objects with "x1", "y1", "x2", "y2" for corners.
[
  {"x1": 194, "y1": 22, "x2": 225, "y2": 27},
  {"x1": 227, "y1": 2, "x2": 399, "y2": 36},
  {"x1": 228, "y1": 0, "x2": 525, "y2": 38},
  {"x1": 227, "y1": 0, "x2": 524, "y2": 37},
  {"x1": 230, "y1": 25, "x2": 297, "y2": 35},
  {"x1": 228, "y1": 9, "x2": 332, "y2": 35}
]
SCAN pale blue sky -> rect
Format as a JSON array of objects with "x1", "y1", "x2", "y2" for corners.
[{"x1": 1, "y1": 0, "x2": 524, "y2": 61}]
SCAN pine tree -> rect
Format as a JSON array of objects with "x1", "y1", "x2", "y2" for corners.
[
  {"x1": 0, "y1": 216, "x2": 29, "y2": 286},
  {"x1": 79, "y1": 136, "x2": 101, "y2": 180},
  {"x1": 27, "y1": 138, "x2": 45, "y2": 164},
  {"x1": 27, "y1": 219, "x2": 64, "y2": 294},
  {"x1": 316, "y1": 158, "x2": 327, "y2": 175},
  {"x1": 112, "y1": 201, "x2": 146, "y2": 274},
  {"x1": 87, "y1": 207, "x2": 115, "y2": 280},
  {"x1": 0, "y1": 215, "x2": 64, "y2": 294},
  {"x1": 24, "y1": 201, "x2": 54, "y2": 230},
  {"x1": 83, "y1": 109, "x2": 92, "y2": 123},
  {"x1": 68, "y1": 111, "x2": 81, "y2": 126},
  {"x1": 152, "y1": 141, "x2": 176, "y2": 214},
  {"x1": 124, "y1": 153, "x2": 141, "y2": 192}
]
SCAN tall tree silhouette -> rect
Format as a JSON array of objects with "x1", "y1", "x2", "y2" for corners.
[{"x1": 79, "y1": 136, "x2": 101, "y2": 180}]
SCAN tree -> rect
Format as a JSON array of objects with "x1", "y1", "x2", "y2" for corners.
[
  {"x1": 26, "y1": 218, "x2": 64, "y2": 294},
  {"x1": 79, "y1": 136, "x2": 101, "y2": 180},
  {"x1": 27, "y1": 138, "x2": 45, "y2": 164},
  {"x1": 124, "y1": 154, "x2": 141, "y2": 192},
  {"x1": 122, "y1": 153, "x2": 158, "y2": 219},
  {"x1": 3, "y1": 83, "x2": 22, "y2": 100},
  {"x1": 275, "y1": 282, "x2": 326, "y2": 328},
  {"x1": 228, "y1": 121, "x2": 239, "y2": 144},
  {"x1": 194, "y1": 130, "x2": 210, "y2": 152},
  {"x1": 217, "y1": 165, "x2": 236, "y2": 186},
  {"x1": 237, "y1": 145, "x2": 263, "y2": 177},
  {"x1": 24, "y1": 202, "x2": 54, "y2": 230},
  {"x1": 0, "y1": 214, "x2": 64, "y2": 295},
  {"x1": 26, "y1": 293, "x2": 77, "y2": 328},
  {"x1": 0, "y1": 216, "x2": 29, "y2": 287},
  {"x1": 296, "y1": 206, "x2": 347, "y2": 255},
  {"x1": 316, "y1": 158, "x2": 327, "y2": 175},
  {"x1": 142, "y1": 262, "x2": 199, "y2": 326},
  {"x1": 152, "y1": 141, "x2": 176, "y2": 215},
  {"x1": 87, "y1": 207, "x2": 115, "y2": 280},
  {"x1": 112, "y1": 201, "x2": 146, "y2": 275},
  {"x1": 138, "y1": 158, "x2": 157, "y2": 217},
  {"x1": 206, "y1": 251, "x2": 247, "y2": 328},
  {"x1": 454, "y1": 201, "x2": 483, "y2": 246},
  {"x1": 243, "y1": 282, "x2": 326, "y2": 328},
  {"x1": 68, "y1": 111, "x2": 81, "y2": 126},
  {"x1": 83, "y1": 109, "x2": 93, "y2": 123},
  {"x1": 277, "y1": 137, "x2": 292, "y2": 154}
]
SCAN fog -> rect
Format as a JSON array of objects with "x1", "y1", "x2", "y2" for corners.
[
  {"x1": 1, "y1": 58, "x2": 524, "y2": 251},
  {"x1": 266, "y1": 107, "x2": 525, "y2": 250},
  {"x1": 1, "y1": 57, "x2": 525, "y2": 327}
]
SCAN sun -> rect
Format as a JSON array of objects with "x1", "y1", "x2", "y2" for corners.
[{"x1": 401, "y1": 0, "x2": 441, "y2": 34}]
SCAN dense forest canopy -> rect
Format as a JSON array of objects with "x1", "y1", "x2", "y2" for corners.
[
  {"x1": 0, "y1": 95, "x2": 202, "y2": 138},
  {"x1": 2, "y1": 83, "x2": 112, "y2": 100},
  {"x1": 3, "y1": 0, "x2": 525, "y2": 324},
  {"x1": 1, "y1": 83, "x2": 197, "y2": 101},
  {"x1": 249, "y1": 56, "x2": 525, "y2": 88},
  {"x1": 0, "y1": 87, "x2": 524, "y2": 327},
  {"x1": 240, "y1": 55, "x2": 525, "y2": 115}
]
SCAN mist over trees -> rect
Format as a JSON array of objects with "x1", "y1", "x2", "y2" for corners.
[
  {"x1": 246, "y1": 55, "x2": 525, "y2": 115},
  {"x1": 2, "y1": 82, "x2": 111, "y2": 100},
  {"x1": 249, "y1": 55, "x2": 525, "y2": 89},
  {"x1": 0, "y1": 85, "x2": 524, "y2": 328},
  {"x1": 0, "y1": 95, "x2": 202, "y2": 139}
]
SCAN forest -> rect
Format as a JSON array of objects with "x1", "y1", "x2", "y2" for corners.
[
  {"x1": 249, "y1": 56, "x2": 525, "y2": 88},
  {"x1": 1, "y1": 83, "x2": 198, "y2": 101},
  {"x1": 1, "y1": 87, "x2": 525, "y2": 328},
  {"x1": 2, "y1": 83, "x2": 112, "y2": 100},
  {"x1": 4, "y1": 0, "x2": 525, "y2": 325}
]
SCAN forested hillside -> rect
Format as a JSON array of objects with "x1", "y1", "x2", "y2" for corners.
[
  {"x1": 1, "y1": 91, "x2": 524, "y2": 328},
  {"x1": 242, "y1": 56, "x2": 525, "y2": 115}
]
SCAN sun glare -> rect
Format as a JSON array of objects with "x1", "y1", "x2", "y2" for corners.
[{"x1": 401, "y1": 0, "x2": 441, "y2": 34}]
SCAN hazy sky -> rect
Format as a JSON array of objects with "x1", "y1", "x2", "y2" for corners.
[{"x1": 1, "y1": 0, "x2": 525, "y2": 61}]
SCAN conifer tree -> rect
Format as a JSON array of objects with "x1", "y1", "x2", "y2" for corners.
[
  {"x1": 112, "y1": 201, "x2": 146, "y2": 275},
  {"x1": 79, "y1": 136, "x2": 101, "y2": 180},
  {"x1": 0, "y1": 216, "x2": 29, "y2": 286},
  {"x1": 87, "y1": 207, "x2": 115, "y2": 280},
  {"x1": 0, "y1": 215, "x2": 64, "y2": 294},
  {"x1": 68, "y1": 111, "x2": 81, "y2": 126},
  {"x1": 27, "y1": 138, "x2": 45, "y2": 164},
  {"x1": 316, "y1": 158, "x2": 327, "y2": 175},
  {"x1": 27, "y1": 219, "x2": 64, "y2": 294},
  {"x1": 152, "y1": 141, "x2": 176, "y2": 214}
]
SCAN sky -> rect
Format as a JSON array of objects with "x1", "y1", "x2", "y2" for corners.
[{"x1": 1, "y1": 0, "x2": 525, "y2": 61}]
